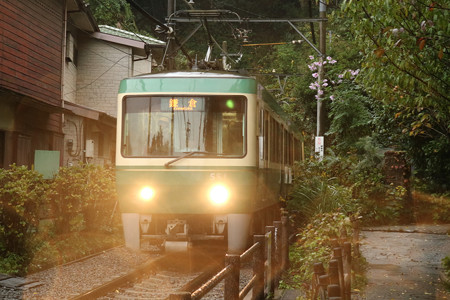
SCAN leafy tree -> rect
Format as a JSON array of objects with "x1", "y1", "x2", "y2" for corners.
[
  {"x1": 341, "y1": 0, "x2": 450, "y2": 191},
  {"x1": 86, "y1": 0, "x2": 138, "y2": 32}
]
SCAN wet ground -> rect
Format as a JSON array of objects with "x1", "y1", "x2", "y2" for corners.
[{"x1": 360, "y1": 224, "x2": 450, "y2": 299}]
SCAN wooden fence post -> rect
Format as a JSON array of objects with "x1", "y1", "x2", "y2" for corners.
[
  {"x1": 265, "y1": 226, "x2": 275, "y2": 296},
  {"x1": 313, "y1": 262, "x2": 326, "y2": 300},
  {"x1": 224, "y1": 254, "x2": 240, "y2": 300},
  {"x1": 273, "y1": 220, "x2": 282, "y2": 281},
  {"x1": 318, "y1": 275, "x2": 329, "y2": 300},
  {"x1": 328, "y1": 259, "x2": 341, "y2": 295},
  {"x1": 253, "y1": 235, "x2": 265, "y2": 300},
  {"x1": 327, "y1": 284, "x2": 341, "y2": 299},
  {"x1": 281, "y1": 212, "x2": 289, "y2": 271},
  {"x1": 333, "y1": 248, "x2": 345, "y2": 300},
  {"x1": 343, "y1": 242, "x2": 352, "y2": 300}
]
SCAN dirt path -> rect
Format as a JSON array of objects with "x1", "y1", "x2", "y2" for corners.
[{"x1": 359, "y1": 224, "x2": 450, "y2": 299}]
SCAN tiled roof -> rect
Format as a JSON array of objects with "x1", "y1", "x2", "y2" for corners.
[{"x1": 98, "y1": 25, "x2": 165, "y2": 46}]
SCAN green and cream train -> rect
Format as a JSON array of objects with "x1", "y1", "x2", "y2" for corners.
[{"x1": 116, "y1": 71, "x2": 303, "y2": 253}]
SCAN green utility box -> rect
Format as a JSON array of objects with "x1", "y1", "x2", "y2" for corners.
[{"x1": 34, "y1": 150, "x2": 60, "y2": 179}]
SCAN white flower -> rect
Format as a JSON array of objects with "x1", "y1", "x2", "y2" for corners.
[
  {"x1": 312, "y1": 73, "x2": 319, "y2": 78},
  {"x1": 309, "y1": 55, "x2": 315, "y2": 60}
]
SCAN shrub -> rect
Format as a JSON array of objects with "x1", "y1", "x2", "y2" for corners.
[
  {"x1": 443, "y1": 256, "x2": 450, "y2": 291},
  {"x1": 0, "y1": 164, "x2": 47, "y2": 275},
  {"x1": 47, "y1": 164, "x2": 118, "y2": 234},
  {"x1": 280, "y1": 212, "x2": 357, "y2": 297}
]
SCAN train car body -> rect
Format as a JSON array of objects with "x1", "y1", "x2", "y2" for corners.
[{"x1": 116, "y1": 71, "x2": 302, "y2": 253}]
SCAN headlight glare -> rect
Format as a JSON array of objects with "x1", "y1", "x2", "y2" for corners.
[
  {"x1": 139, "y1": 186, "x2": 155, "y2": 201},
  {"x1": 209, "y1": 184, "x2": 229, "y2": 205}
]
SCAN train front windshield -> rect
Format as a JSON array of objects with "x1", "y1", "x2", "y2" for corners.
[{"x1": 121, "y1": 96, "x2": 246, "y2": 157}]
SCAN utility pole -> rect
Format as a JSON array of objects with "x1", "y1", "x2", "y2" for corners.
[
  {"x1": 315, "y1": 1, "x2": 326, "y2": 160},
  {"x1": 317, "y1": 1, "x2": 326, "y2": 137},
  {"x1": 167, "y1": 0, "x2": 176, "y2": 70}
]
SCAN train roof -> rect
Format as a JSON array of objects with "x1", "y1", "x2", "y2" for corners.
[
  {"x1": 131, "y1": 71, "x2": 253, "y2": 80},
  {"x1": 119, "y1": 71, "x2": 257, "y2": 95}
]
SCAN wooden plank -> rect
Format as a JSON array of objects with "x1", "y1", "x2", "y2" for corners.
[
  {"x1": 0, "y1": 62, "x2": 61, "y2": 96},
  {"x1": 0, "y1": 19, "x2": 62, "y2": 61},
  {"x1": 0, "y1": 2, "x2": 62, "y2": 42},
  {"x1": 0, "y1": 0, "x2": 63, "y2": 105},
  {"x1": 2, "y1": 0, "x2": 62, "y2": 32},
  {"x1": 0, "y1": 72, "x2": 61, "y2": 104},
  {"x1": 1, "y1": 46, "x2": 61, "y2": 85}
]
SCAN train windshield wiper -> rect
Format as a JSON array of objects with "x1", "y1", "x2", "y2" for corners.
[{"x1": 164, "y1": 151, "x2": 214, "y2": 168}]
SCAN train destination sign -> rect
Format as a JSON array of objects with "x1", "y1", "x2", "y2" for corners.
[{"x1": 167, "y1": 97, "x2": 203, "y2": 111}]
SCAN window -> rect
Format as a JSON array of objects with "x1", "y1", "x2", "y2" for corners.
[{"x1": 121, "y1": 95, "x2": 246, "y2": 157}]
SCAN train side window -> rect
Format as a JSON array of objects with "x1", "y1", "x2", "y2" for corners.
[
  {"x1": 277, "y1": 122, "x2": 282, "y2": 163},
  {"x1": 269, "y1": 117, "x2": 275, "y2": 163},
  {"x1": 264, "y1": 111, "x2": 269, "y2": 162},
  {"x1": 284, "y1": 129, "x2": 290, "y2": 165}
]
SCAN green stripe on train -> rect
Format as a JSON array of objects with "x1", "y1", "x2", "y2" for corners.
[
  {"x1": 118, "y1": 77, "x2": 257, "y2": 94},
  {"x1": 116, "y1": 168, "x2": 279, "y2": 214}
]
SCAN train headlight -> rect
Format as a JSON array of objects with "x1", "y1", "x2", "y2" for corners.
[
  {"x1": 139, "y1": 186, "x2": 155, "y2": 201},
  {"x1": 209, "y1": 184, "x2": 229, "y2": 205}
]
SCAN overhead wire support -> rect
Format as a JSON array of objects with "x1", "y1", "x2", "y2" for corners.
[
  {"x1": 126, "y1": 0, "x2": 171, "y2": 34},
  {"x1": 169, "y1": 13, "x2": 325, "y2": 57},
  {"x1": 287, "y1": 21, "x2": 323, "y2": 57},
  {"x1": 169, "y1": 17, "x2": 327, "y2": 23}
]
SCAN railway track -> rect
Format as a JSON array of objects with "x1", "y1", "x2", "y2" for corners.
[{"x1": 72, "y1": 243, "x2": 227, "y2": 300}]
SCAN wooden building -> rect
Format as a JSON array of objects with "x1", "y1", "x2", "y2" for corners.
[{"x1": 0, "y1": 0, "x2": 164, "y2": 172}]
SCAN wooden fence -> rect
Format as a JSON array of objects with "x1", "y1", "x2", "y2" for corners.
[{"x1": 168, "y1": 214, "x2": 289, "y2": 300}]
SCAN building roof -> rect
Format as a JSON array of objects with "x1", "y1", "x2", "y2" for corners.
[{"x1": 98, "y1": 25, "x2": 165, "y2": 46}]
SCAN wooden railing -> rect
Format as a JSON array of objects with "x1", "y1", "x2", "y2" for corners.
[
  {"x1": 169, "y1": 214, "x2": 289, "y2": 300},
  {"x1": 312, "y1": 241, "x2": 354, "y2": 300}
]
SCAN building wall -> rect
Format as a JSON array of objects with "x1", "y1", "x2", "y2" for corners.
[
  {"x1": 75, "y1": 35, "x2": 153, "y2": 118},
  {"x1": 0, "y1": 0, "x2": 64, "y2": 169},
  {"x1": 62, "y1": 114, "x2": 115, "y2": 167},
  {"x1": 63, "y1": 28, "x2": 79, "y2": 104},
  {"x1": 75, "y1": 36, "x2": 131, "y2": 118},
  {"x1": 63, "y1": 114, "x2": 85, "y2": 166},
  {"x1": 0, "y1": 0, "x2": 63, "y2": 110}
]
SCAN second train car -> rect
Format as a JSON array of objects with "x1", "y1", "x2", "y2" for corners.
[{"x1": 116, "y1": 71, "x2": 303, "y2": 253}]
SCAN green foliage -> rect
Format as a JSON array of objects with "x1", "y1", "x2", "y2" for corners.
[
  {"x1": 412, "y1": 191, "x2": 450, "y2": 224},
  {"x1": 0, "y1": 165, "x2": 47, "y2": 274},
  {"x1": 0, "y1": 252, "x2": 27, "y2": 275},
  {"x1": 47, "y1": 164, "x2": 118, "y2": 234},
  {"x1": 443, "y1": 256, "x2": 450, "y2": 291},
  {"x1": 280, "y1": 212, "x2": 355, "y2": 296},
  {"x1": 288, "y1": 158, "x2": 356, "y2": 227},
  {"x1": 86, "y1": 0, "x2": 138, "y2": 32},
  {"x1": 289, "y1": 140, "x2": 412, "y2": 227},
  {"x1": 327, "y1": 82, "x2": 374, "y2": 152},
  {"x1": 0, "y1": 164, "x2": 120, "y2": 275},
  {"x1": 341, "y1": 0, "x2": 450, "y2": 192}
]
